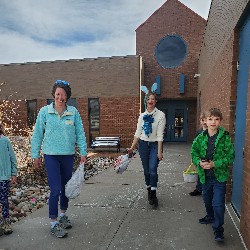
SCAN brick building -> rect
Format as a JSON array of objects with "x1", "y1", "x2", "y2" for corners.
[
  {"x1": 0, "y1": 56, "x2": 141, "y2": 146},
  {"x1": 0, "y1": 0, "x2": 206, "y2": 147},
  {"x1": 197, "y1": 0, "x2": 250, "y2": 247},
  {"x1": 136, "y1": 0, "x2": 206, "y2": 142}
]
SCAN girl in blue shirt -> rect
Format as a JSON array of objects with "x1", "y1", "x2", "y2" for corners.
[{"x1": 0, "y1": 123, "x2": 17, "y2": 235}]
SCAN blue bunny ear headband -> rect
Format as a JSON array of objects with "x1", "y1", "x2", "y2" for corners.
[{"x1": 140, "y1": 82, "x2": 158, "y2": 110}]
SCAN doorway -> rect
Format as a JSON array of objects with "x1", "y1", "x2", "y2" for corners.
[{"x1": 157, "y1": 101, "x2": 188, "y2": 142}]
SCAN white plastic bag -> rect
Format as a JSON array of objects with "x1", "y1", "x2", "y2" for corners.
[
  {"x1": 65, "y1": 164, "x2": 85, "y2": 199},
  {"x1": 114, "y1": 154, "x2": 131, "y2": 174}
]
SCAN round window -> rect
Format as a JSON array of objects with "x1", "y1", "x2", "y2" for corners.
[{"x1": 155, "y1": 35, "x2": 188, "y2": 68}]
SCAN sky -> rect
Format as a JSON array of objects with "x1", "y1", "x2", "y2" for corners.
[{"x1": 0, "y1": 0, "x2": 212, "y2": 65}]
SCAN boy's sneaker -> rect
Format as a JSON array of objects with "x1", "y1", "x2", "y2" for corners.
[
  {"x1": 59, "y1": 215, "x2": 72, "y2": 229},
  {"x1": 199, "y1": 215, "x2": 215, "y2": 224},
  {"x1": 214, "y1": 231, "x2": 224, "y2": 242},
  {"x1": 189, "y1": 189, "x2": 202, "y2": 196},
  {"x1": 50, "y1": 224, "x2": 67, "y2": 238},
  {"x1": 3, "y1": 218, "x2": 13, "y2": 235}
]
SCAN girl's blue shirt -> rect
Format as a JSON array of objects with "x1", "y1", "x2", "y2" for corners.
[
  {"x1": 0, "y1": 135, "x2": 17, "y2": 181},
  {"x1": 31, "y1": 103, "x2": 87, "y2": 158}
]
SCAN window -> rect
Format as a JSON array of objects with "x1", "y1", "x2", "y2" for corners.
[
  {"x1": 155, "y1": 34, "x2": 188, "y2": 68},
  {"x1": 26, "y1": 99, "x2": 37, "y2": 128},
  {"x1": 88, "y1": 98, "x2": 100, "y2": 143},
  {"x1": 88, "y1": 98, "x2": 100, "y2": 132}
]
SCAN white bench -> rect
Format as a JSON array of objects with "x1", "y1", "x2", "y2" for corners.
[{"x1": 91, "y1": 137, "x2": 121, "y2": 152}]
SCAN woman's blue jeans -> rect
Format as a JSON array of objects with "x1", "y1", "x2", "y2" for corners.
[
  {"x1": 44, "y1": 155, "x2": 74, "y2": 219},
  {"x1": 138, "y1": 139, "x2": 159, "y2": 188},
  {"x1": 202, "y1": 176, "x2": 226, "y2": 233}
]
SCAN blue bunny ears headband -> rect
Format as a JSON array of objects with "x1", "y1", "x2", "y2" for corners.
[{"x1": 140, "y1": 82, "x2": 158, "y2": 110}]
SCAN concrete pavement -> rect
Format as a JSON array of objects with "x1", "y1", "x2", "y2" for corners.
[{"x1": 0, "y1": 143, "x2": 247, "y2": 250}]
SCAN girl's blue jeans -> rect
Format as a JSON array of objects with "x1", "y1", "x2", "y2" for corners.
[
  {"x1": 0, "y1": 180, "x2": 10, "y2": 219},
  {"x1": 138, "y1": 139, "x2": 159, "y2": 188},
  {"x1": 202, "y1": 176, "x2": 226, "y2": 233},
  {"x1": 44, "y1": 155, "x2": 74, "y2": 219}
]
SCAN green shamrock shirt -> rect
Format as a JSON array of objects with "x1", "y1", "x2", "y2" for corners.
[{"x1": 191, "y1": 126, "x2": 235, "y2": 184}]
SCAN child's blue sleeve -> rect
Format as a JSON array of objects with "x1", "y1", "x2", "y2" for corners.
[{"x1": 7, "y1": 139, "x2": 17, "y2": 176}]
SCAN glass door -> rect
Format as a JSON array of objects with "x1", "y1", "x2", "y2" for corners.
[
  {"x1": 157, "y1": 101, "x2": 187, "y2": 142},
  {"x1": 174, "y1": 109, "x2": 185, "y2": 141}
]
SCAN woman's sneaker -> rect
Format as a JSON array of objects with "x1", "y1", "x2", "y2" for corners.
[
  {"x1": 0, "y1": 225, "x2": 4, "y2": 236},
  {"x1": 3, "y1": 218, "x2": 13, "y2": 235},
  {"x1": 0, "y1": 218, "x2": 4, "y2": 236},
  {"x1": 51, "y1": 224, "x2": 67, "y2": 238},
  {"x1": 59, "y1": 215, "x2": 72, "y2": 229}
]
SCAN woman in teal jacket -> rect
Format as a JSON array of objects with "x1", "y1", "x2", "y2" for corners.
[{"x1": 31, "y1": 80, "x2": 87, "y2": 238}]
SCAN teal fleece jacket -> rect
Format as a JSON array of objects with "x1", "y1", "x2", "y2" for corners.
[
  {"x1": 31, "y1": 103, "x2": 87, "y2": 158},
  {"x1": 191, "y1": 126, "x2": 234, "y2": 184},
  {"x1": 0, "y1": 135, "x2": 17, "y2": 181}
]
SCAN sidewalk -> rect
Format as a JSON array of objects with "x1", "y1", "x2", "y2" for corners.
[{"x1": 0, "y1": 143, "x2": 247, "y2": 250}]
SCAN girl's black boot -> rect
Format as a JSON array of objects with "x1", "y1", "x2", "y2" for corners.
[{"x1": 149, "y1": 190, "x2": 158, "y2": 207}]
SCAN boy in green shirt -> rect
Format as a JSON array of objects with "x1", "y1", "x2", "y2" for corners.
[{"x1": 191, "y1": 108, "x2": 234, "y2": 242}]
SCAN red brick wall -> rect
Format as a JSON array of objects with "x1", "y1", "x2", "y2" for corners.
[
  {"x1": 197, "y1": 33, "x2": 237, "y2": 135},
  {"x1": 197, "y1": 33, "x2": 237, "y2": 203},
  {"x1": 136, "y1": 0, "x2": 206, "y2": 99},
  {"x1": 0, "y1": 56, "x2": 140, "y2": 99},
  {"x1": 187, "y1": 101, "x2": 197, "y2": 142},
  {"x1": 99, "y1": 97, "x2": 140, "y2": 147},
  {"x1": 199, "y1": 0, "x2": 249, "y2": 83}
]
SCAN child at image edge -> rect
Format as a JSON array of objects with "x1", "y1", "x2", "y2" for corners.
[
  {"x1": 0, "y1": 124, "x2": 17, "y2": 236},
  {"x1": 191, "y1": 108, "x2": 234, "y2": 242},
  {"x1": 189, "y1": 112, "x2": 207, "y2": 196}
]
